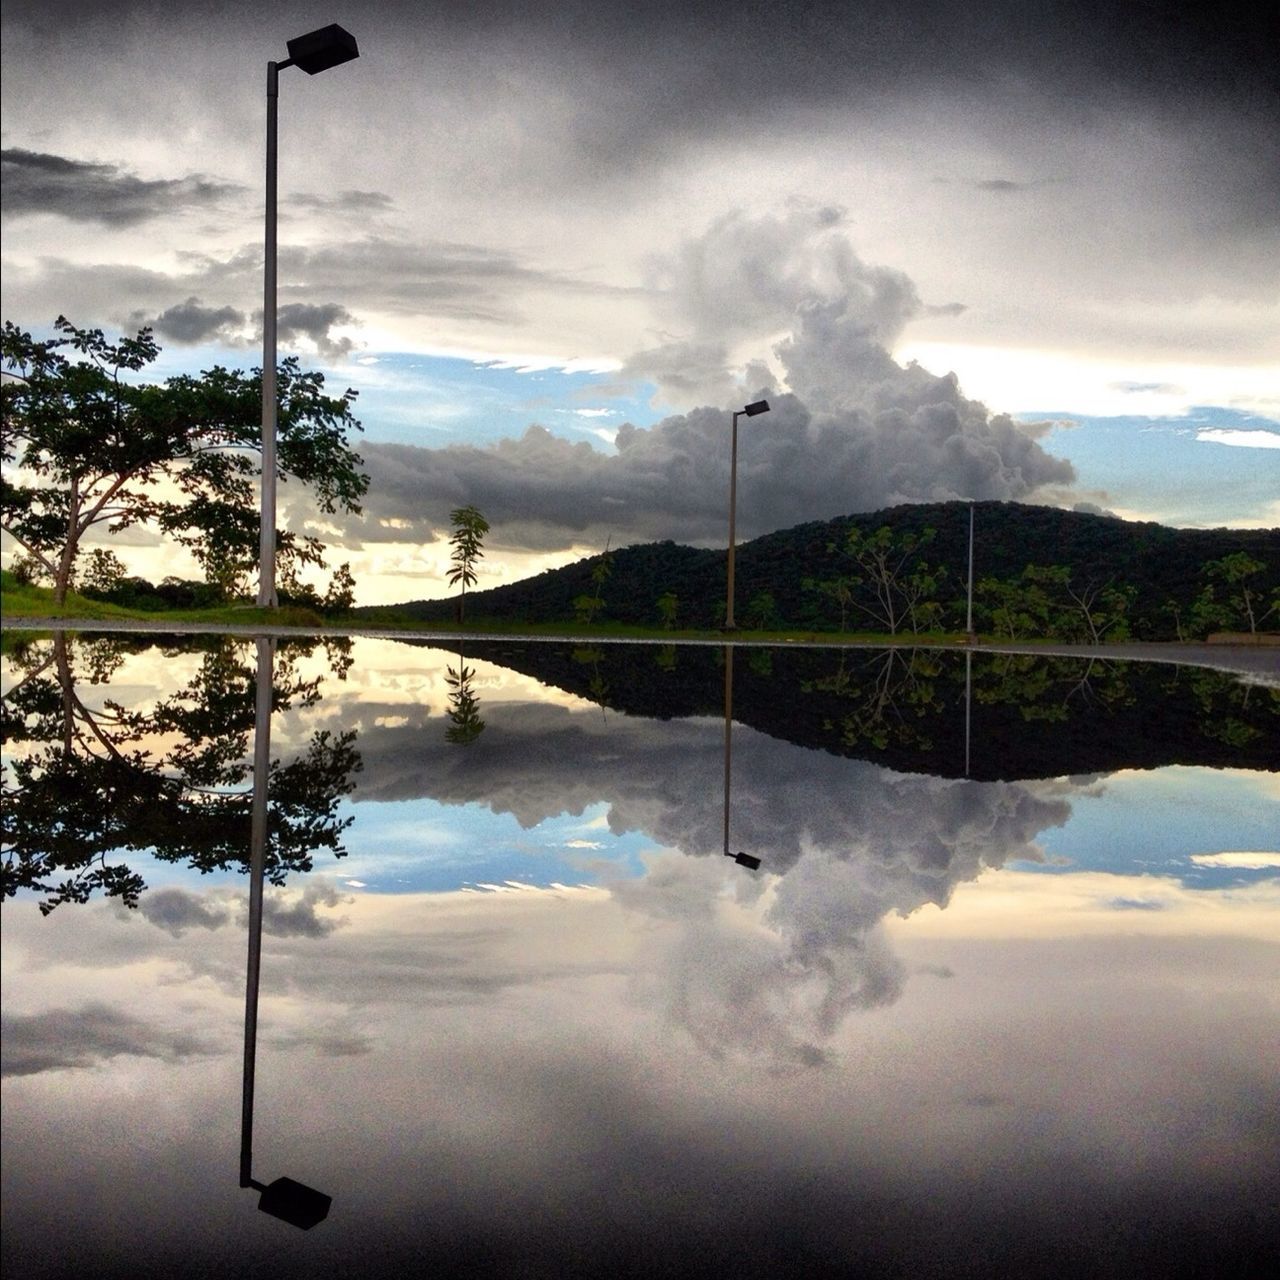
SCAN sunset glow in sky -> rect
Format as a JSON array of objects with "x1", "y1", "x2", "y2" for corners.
[{"x1": 3, "y1": 1, "x2": 1277, "y2": 603}]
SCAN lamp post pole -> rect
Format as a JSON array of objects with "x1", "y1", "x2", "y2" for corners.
[
  {"x1": 725, "y1": 411, "x2": 742, "y2": 630},
  {"x1": 724, "y1": 399, "x2": 769, "y2": 630},
  {"x1": 258, "y1": 62, "x2": 282, "y2": 608},
  {"x1": 256, "y1": 24, "x2": 360, "y2": 610},
  {"x1": 966, "y1": 500, "x2": 975, "y2": 641}
]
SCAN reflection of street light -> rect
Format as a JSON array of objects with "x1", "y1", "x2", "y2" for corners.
[
  {"x1": 721, "y1": 645, "x2": 762, "y2": 871},
  {"x1": 724, "y1": 399, "x2": 770, "y2": 630},
  {"x1": 258, "y1": 24, "x2": 360, "y2": 608},
  {"x1": 240, "y1": 636, "x2": 332, "y2": 1228}
]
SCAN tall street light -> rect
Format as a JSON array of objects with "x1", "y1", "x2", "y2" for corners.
[
  {"x1": 258, "y1": 24, "x2": 360, "y2": 608},
  {"x1": 724, "y1": 399, "x2": 769, "y2": 629}
]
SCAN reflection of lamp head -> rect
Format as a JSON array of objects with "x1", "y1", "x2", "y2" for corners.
[
  {"x1": 253, "y1": 1176, "x2": 333, "y2": 1229},
  {"x1": 725, "y1": 850, "x2": 761, "y2": 870}
]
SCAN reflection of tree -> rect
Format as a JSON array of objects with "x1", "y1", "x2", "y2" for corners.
[
  {"x1": 806, "y1": 649, "x2": 944, "y2": 751},
  {"x1": 1178, "y1": 666, "x2": 1278, "y2": 748},
  {"x1": 444, "y1": 645, "x2": 486, "y2": 745},
  {"x1": 974, "y1": 654, "x2": 1136, "y2": 723},
  {"x1": 571, "y1": 646, "x2": 610, "y2": 718},
  {"x1": 1, "y1": 633, "x2": 360, "y2": 913}
]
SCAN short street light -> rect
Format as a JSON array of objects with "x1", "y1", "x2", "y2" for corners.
[
  {"x1": 724, "y1": 399, "x2": 770, "y2": 630},
  {"x1": 258, "y1": 24, "x2": 360, "y2": 608}
]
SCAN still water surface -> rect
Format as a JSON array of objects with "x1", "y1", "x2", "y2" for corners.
[{"x1": 2, "y1": 633, "x2": 1277, "y2": 1277}]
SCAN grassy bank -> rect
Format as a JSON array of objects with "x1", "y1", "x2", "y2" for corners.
[{"x1": 0, "y1": 572, "x2": 327, "y2": 628}]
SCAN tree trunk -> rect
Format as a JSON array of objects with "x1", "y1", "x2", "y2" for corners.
[{"x1": 53, "y1": 480, "x2": 81, "y2": 605}]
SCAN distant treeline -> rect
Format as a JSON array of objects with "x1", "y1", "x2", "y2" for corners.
[{"x1": 368, "y1": 501, "x2": 1280, "y2": 640}]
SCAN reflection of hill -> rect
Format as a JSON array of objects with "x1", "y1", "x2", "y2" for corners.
[{"x1": 402, "y1": 641, "x2": 1278, "y2": 780}]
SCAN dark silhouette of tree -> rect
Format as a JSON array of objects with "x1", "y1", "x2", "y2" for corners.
[
  {"x1": 1, "y1": 633, "x2": 360, "y2": 913},
  {"x1": 447, "y1": 505, "x2": 489, "y2": 623},
  {"x1": 2, "y1": 318, "x2": 367, "y2": 605},
  {"x1": 574, "y1": 542, "x2": 614, "y2": 624},
  {"x1": 656, "y1": 591, "x2": 679, "y2": 629},
  {"x1": 745, "y1": 590, "x2": 780, "y2": 630}
]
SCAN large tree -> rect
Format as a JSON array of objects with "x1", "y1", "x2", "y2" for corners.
[{"x1": 1, "y1": 317, "x2": 367, "y2": 604}]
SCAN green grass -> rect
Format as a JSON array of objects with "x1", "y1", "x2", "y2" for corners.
[
  {"x1": 7, "y1": 573, "x2": 1174, "y2": 647},
  {"x1": 0, "y1": 571, "x2": 326, "y2": 628},
  {"x1": 1, "y1": 576, "x2": 979, "y2": 645}
]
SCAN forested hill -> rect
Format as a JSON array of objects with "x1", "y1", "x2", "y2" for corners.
[{"x1": 366, "y1": 501, "x2": 1279, "y2": 640}]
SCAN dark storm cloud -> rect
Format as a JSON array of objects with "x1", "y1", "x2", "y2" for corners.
[
  {"x1": 6, "y1": 224, "x2": 641, "y2": 342},
  {"x1": 274, "y1": 302, "x2": 357, "y2": 359},
  {"x1": 135, "y1": 296, "x2": 247, "y2": 345},
  {"x1": 0, "y1": 148, "x2": 243, "y2": 227},
  {"x1": 4, "y1": 1, "x2": 1275, "y2": 101},
  {"x1": 254, "y1": 880, "x2": 350, "y2": 938},
  {"x1": 166, "y1": 234, "x2": 638, "y2": 327},
  {"x1": 286, "y1": 189, "x2": 395, "y2": 215},
  {"x1": 277, "y1": 236, "x2": 642, "y2": 321},
  {"x1": 353, "y1": 383, "x2": 1072, "y2": 551},
  {"x1": 266, "y1": 1026, "x2": 374, "y2": 1056},
  {"x1": 139, "y1": 886, "x2": 233, "y2": 936},
  {"x1": 0, "y1": 1002, "x2": 223, "y2": 1077},
  {"x1": 128, "y1": 295, "x2": 356, "y2": 354},
  {"x1": 8, "y1": 2, "x2": 1272, "y2": 198},
  {"x1": 342, "y1": 208, "x2": 1073, "y2": 550}
]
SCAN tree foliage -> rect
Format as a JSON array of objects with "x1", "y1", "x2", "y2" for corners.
[
  {"x1": 2, "y1": 318, "x2": 367, "y2": 603},
  {"x1": 829, "y1": 525, "x2": 946, "y2": 635},
  {"x1": 1194, "y1": 553, "x2": 1276, "y2": 636},
  {"x1": 447, "y1": 504, "x2": 489, "y2": 622}
]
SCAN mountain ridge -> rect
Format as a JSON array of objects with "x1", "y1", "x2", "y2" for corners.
[{"x1": 361, "y1": 500, "x2": 1279, "y2": 640}]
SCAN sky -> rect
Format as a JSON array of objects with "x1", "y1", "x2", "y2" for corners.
[{"x1": 2, "y1": 0, "x2": 1278, "y2": 604}]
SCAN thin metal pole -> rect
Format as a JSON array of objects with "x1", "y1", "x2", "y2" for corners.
[
  {"x1": 964, "y1": 648, "x2": 972, "y2": 779},
  {"x1": 258, "y1": 61, "x2": 280, "y2": 609},
  {"x1": 725, "y1": 411, "x2": 741, "y2": 629},
  {"x1": 722, "y1": 644, "x2": 733, "y2": 855},
  {"x1": 240, "y1": 636, "x2": 274, "y2": 1187},
  {"x1": 966, "y1": 501, "x2": 974, "y2": 640}
]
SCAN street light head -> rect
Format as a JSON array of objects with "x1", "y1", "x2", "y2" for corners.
[
  {"x1": 256, "y1": 1176, "x2": 333, "y2": 1229},
  {"x1": 724, "y1": 851, "x2": 762, "y2": 870},
  {"x1": 286, "y1": 24, "x2": 359, "y2": 75},
  {"x1": 742, "y1": 399, "x2": 770, "y2": 417}
]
